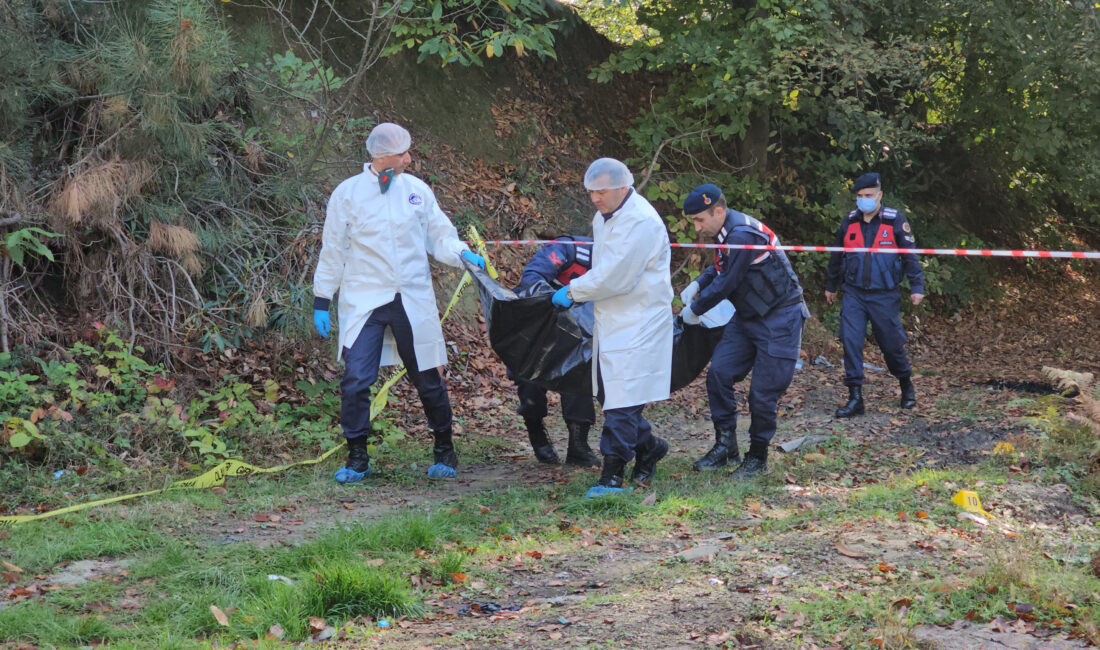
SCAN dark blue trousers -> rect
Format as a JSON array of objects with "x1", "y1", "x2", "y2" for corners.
[
  {"x1": 595, "y1": 363, "x2": 654, "y2": 463},
  {"x1": 341, "y1": 295, "x2": 453, "y2": 440},
  {"x1": 516, "y1": 381, "x2": 596, "y2": 425},
  {"x1": 706, "y1": 302, "x2": 804, "y2": 445},
  {"x1": 840, "y1": 286, "x2": 911, "y2": 386}
]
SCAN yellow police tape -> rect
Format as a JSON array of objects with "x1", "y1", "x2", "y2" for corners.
[{"x1": 0, "y1": 232, "x2": 492, "y2": 527}]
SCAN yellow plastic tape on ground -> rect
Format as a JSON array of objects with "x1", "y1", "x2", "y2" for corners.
[{"x1": 0, "y1": 264, "x2": 477, "y2": 527}]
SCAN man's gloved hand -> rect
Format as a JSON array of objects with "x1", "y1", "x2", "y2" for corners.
[
  {"x1": 460, "y1": 250, "x2": 486, "y2": 269},
  {"x1": 313, "y1": 309, "x2": 331, "y2": 338},
  {"x1": 680, "y1": 280, "x2": 700, "y2": 305},
  {"x1": 681, "y1": 305, "x2": 701, "y2": 325},
  {"x1": 552, "y1": 286, "x2": 574, "y2": 308}
]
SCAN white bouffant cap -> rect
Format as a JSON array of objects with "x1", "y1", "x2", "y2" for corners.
[
  {"x1": 365, "y1": 122, "x2": 411, "y2": 158},
  {"x1": 583, "y1": 158, "x2": 634, "y2": 190}
]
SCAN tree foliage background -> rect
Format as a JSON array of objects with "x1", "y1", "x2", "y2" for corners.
[
  {"x1": 0, "y1": 0, "x2": 560, "y2": 357},
  {"x1": 581, "y1": 0, "x2": 1100, "y2": 298},
  {"x1": 0, "y1": 0, "x2": 1097, "y2": 360}
]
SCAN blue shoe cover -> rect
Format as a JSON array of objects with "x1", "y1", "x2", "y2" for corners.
[
  {"x1": 427, "y1": 463, "x2": 457, "y2": 479},
  {"x1": 585, "y1": 485, "x2": 630, "y2": 499},
  {"x1": 334, "y1": 466, "x2": 370, "y2": 483}
]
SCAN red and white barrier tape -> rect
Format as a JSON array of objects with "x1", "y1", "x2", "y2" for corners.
[{"x1": 470, "y1": 239, "x2": 1100, "y2": 259}]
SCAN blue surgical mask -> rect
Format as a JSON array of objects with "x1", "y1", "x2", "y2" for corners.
[{"x1": 856, "y1": 197, "x2": 878, "y2": 213}]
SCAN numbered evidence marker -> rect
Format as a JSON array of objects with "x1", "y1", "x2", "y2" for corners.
[{"x1": 951, "y1": 490, "x2": 993, "y2": 518}]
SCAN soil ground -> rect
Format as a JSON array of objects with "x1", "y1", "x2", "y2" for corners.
[{"x1": 1, "y1": 274, "x2": 1098, "y2": 649}]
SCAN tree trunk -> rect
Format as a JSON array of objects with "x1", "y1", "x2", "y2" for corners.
[{"x1": 740, "y1": 105, "x2": 770, "y2": 180}]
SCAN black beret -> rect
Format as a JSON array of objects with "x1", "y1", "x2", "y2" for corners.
[
  {"x1": 852, "y1": 172, "x2": 881, "y2": 192},
  {"x1": 683, "y1": 183, "x2": 723, "y2": 215}
]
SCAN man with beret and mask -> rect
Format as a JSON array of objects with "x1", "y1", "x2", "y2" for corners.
[
  {"x1": 680, "y1": 184, "x2": 809, "y2": 477},
  {"x1": 825, "y1": 172, "x2": 924, "y2": 418},
  {"x1": 312, "y1": 122, "x2": 486, "y2": 483}
]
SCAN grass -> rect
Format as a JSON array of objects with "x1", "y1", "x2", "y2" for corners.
[{"x1": 1, "y1": 395, "x2": 1098, "y2": 648}]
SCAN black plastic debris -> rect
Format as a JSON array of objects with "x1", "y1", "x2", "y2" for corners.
[{"x1": 457, "y1": 601, "x2": 523, "y2": 616}]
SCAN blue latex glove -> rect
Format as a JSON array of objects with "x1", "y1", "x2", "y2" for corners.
[
  {"x1": 460, "y1": 250, "x2": 486, "y2": 269},
  {"x1": 552, "y1": 286, "x2": 573, "y2": 308},
  {"x1": 681, "y1": 305, "x2": 701, "y2": 325},
  {"x1": 313, "y1": 309, "x2": 330, "y2": 338}
]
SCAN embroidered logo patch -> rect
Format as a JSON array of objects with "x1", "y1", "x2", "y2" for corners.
[
  {"x1": 902, "y1": 222, "x2": 911, "y2": 232},
  {"x1": 408, "y1": 193, "x2": 423, "y2": 206},
  {"x1": 703, "y1": 194, "x2": 712, "y2": 205}
]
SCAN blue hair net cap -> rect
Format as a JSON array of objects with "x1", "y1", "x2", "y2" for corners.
[
  {"x1": 683, "y1": 184, "x2": 724, "y2": 215},
  {"x1": 852, "y1": 172, "x2": 882, "y2": 192}
]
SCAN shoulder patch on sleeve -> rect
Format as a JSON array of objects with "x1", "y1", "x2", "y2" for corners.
[
  {"x1": 882, "y1": 207, "x2": 898, "y2": 219},
  {"x1": 846, "y1": 210, "x2": 859, "y2": 220},
  {"x1": 902, "y1": 221, "x2": 911, "y2": 232}
]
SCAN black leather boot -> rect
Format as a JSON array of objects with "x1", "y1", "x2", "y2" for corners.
[
  {"x1": 585, "y1": 456, "x2": 627, "y2": 497},
  {"x1": 335, "y1": 435, "x2": 371, "y2": 483},
  {"x1": 525, "y1": 417, "x2": 560, "y2": 464},
  {"x1": 564, "y1": 421, "x2": 600, "y2": 467},
  {"x1": 834, "y1": 385, "x2": 864, "y2": 418},
  {"x1": 899, "y1": 378, "x2": 917, "y2": 409},
  {"x1": 428, "y1": 428, "x2": 458, "y2": 478},
  {"x1": 730, "y1": 442, "x2": 768, "y2": 479},
  {"x1": 630, "y1": 435, "x2": 669, "y2": 485},
  {"x1": 693, "y1": 427, "x2": 739, "y2": 471}
]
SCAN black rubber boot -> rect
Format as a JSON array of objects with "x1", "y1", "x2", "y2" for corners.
[
  {"x1": 834, "y1": 386, "x2": 865, "y2": 418},
  {"x1": 346, "y1": 436, "x2": 370, "y2": 473},
  {"x1": 428, "y1": 428, "x2": 458, "y2": 478},
  {"x1": 630, "y1": 435, "x2": 669, "y2": 485},
  {"x1": 693, "y1": 427, "x2": 739, "y2": 471},
  {"x1": 730, "y1": 442, "x2": 768, "y2": 479},
  {"x1": 899, "y1": 378, "x2": 917, "y2": 409},
  {"x1": 585, "y1": 456, "x2": 628, "y2": 497},
  {"x1": 564, "y1": 422, "x2": 600, "y2": 467},
  {"x1": 597, "y1": 456, "x2": 627, "y2": 488},
  {"x1": 525, "y1": 417, "x2": 560, "y2": 464},
  {"x1": 335, "y1": 435, "x2": 371, "y2": 483}
]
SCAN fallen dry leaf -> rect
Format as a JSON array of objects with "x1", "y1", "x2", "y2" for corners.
[
  {"x1": 266, "y1": 624, "x2": 285, "y2": 640},
  {"x1": 309, "y1": 616, "x2": 326, "y2": 633},
  {"x1": 210, "y1": 604, "x2": 229, "y2": 626},
  {"x1": 450, "y1": 572, "x2": 467, "y2": 583},
  {"x1": 641, "y1": 492, "x2": 657, "y2": 506},
  {"x1": 1, "y1": 572, "x2": 19, "y2": 584},
  {"x1": 835, "y1": 541, "x2": 868, "y2": 559},
  {"x1": 1, "y1": 561, "x2": 22, "y2": 573}
]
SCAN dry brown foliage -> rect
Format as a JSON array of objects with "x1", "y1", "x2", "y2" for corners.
[
  {"x1": 245, "y1": 290, "x2": 269, "y2": 328},
  {"x1": 1043, "y1": 366, "x2": 1100, "y2": 437},
  {"x1": 146, "y1": 221, "x2": 201, "y2": 258},
  {"x1": 53, "y1": 160, "x2": 154, "y2": 225}
]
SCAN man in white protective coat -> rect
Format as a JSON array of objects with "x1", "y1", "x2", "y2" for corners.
[
  {"x1": 312, "y1": 122, "x2": 486, "y2": 484},
  {"x1": 551, "y1": 158, "x2": 674, "y2": 498}
]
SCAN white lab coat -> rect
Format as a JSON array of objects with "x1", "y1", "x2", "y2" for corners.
[
  {"x1": 313, "y1": 164, "x2": 468, "y2": 367},
  {"x1": 567, "y1": 190, "x2": 673, "y2": 410}
]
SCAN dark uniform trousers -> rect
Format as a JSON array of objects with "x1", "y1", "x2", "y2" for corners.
[
  {"x1": 516, "y1": 381, "x2": 596, "y2": 424},
  {"x1": 840, "y1": 286, "x2": 911, "y2": 386},
  {"x1": 707, "y1": 301, "x2": 805, "y2": 445},
  {"x1": 340, "y1": 295, "x2": 453, "y2": 440},
  {"x1": 596, "y1": 364, "x2": 655, "y2": 464}
]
